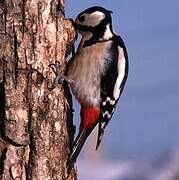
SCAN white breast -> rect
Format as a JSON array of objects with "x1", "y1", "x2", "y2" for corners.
[{"x1": 67, "y1": 40, "x2": 112, "y2": 106}]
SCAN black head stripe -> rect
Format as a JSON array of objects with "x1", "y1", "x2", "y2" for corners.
[
  {"x1": 75, "y1": 16, "x2": 111, "y2": 34},
  {"x1": 74, "y1": 23, "x2": 94, "y2": 32}
]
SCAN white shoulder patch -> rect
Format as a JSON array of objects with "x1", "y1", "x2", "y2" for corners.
[{"x1": 113, "y1": 47, "x2": 126, "y2": 100}]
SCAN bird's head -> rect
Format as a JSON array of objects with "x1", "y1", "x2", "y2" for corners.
[{"x1": 74, "y1": 6, "x2": 114, "y2": 41}]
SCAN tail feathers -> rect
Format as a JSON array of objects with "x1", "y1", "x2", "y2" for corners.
[
  {"x1": 67, "y1": 128, "x2": 93, "y2": 175},
  {"x1": 96, "y1": 121, "x2": 108, "y2": 150}
]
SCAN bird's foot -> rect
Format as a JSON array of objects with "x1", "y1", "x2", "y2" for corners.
[{"x1": 48, "y1": 61, "x2": 68, "y2": 90}]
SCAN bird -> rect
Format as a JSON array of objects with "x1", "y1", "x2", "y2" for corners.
[{"x1": 64, "y1": 6, "x2": 128, "y2": 173}]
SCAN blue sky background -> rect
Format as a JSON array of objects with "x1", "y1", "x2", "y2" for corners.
[{"x1": 65, "y1": 0, "x2": 179, "y2": 178}]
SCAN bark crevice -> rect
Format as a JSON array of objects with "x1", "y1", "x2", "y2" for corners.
[
  {"x1": 0, "y1": 147, "x2": 7, "y2": 176},
  {"x1": 12, "y1": 23, "x2": 20, "y2": 88}
]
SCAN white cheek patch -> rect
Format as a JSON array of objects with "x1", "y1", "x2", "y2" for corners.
[
  {"x1": 86, "y1": 11, "x2": 105, "y2": 27},
  {"x1": 91, "y1": 11, "x2": 105, "y2": 17}
]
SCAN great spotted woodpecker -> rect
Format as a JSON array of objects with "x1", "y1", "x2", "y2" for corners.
[{"x1": 56, "y1": 6, "x2": 128, "y2": 173}]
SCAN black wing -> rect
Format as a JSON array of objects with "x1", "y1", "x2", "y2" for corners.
[{"x1": 96, "y1": 35, "x2": 129, "y2": 149}]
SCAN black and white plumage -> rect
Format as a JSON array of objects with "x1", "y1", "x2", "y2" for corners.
[
  {"x1": 96, "y1": 35, "x2": 128, "y2": 149},
  {"x1": 66, "y1": 6, "x2": 128, "y2": 173}
]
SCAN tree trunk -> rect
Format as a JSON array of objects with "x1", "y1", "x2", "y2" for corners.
[{"x1": 0, "y1": 0, "x2": 76, "y2": 179}]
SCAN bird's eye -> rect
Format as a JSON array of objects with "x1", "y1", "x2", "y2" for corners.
[{"x1": 78, "y1": 15, "x2": 85, "y2": 22}]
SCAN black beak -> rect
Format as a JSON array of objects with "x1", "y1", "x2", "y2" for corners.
[
  {"x1": 71, "y1": 18, "x2": 94, "y2": 33},
  {"x1": 69, "y1": 19, "x2": 80, "y2": 31},
  {"x1": 70, "y1": 19, "x2": 77, "y2": 29},
  {"x1": 73, "y1": 22, "x2": 80, "y2": 31},
  {"x1": 69, "y1": 19, "x2": 78, "y2": 40}
]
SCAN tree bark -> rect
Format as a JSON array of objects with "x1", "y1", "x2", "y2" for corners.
[{"x1": 0, "y1": 0, "x2": 76, "y2": 179}]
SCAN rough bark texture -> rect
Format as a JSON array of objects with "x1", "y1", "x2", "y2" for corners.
[{"x1": 0, "y1": 0, "x2": 76, "y2": 179}]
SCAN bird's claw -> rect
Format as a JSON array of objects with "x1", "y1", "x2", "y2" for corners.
[{"x1": 48, "y1": 61, "x2": 67, "y2": 90}]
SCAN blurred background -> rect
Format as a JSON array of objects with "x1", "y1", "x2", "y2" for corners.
[{"x1": 65, "y1": 0, "x2": 179, "y2": 179}]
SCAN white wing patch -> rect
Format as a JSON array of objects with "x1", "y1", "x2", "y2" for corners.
[
  {"x1": 102, "y1": 111, "x2": 112, "y2": 119},
  {"x1": 102, "y1": 97, "x2": 115, "y2": 106},
  {"x1": 113, "y1": 47, "x2": 126, "y2": 100}
]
